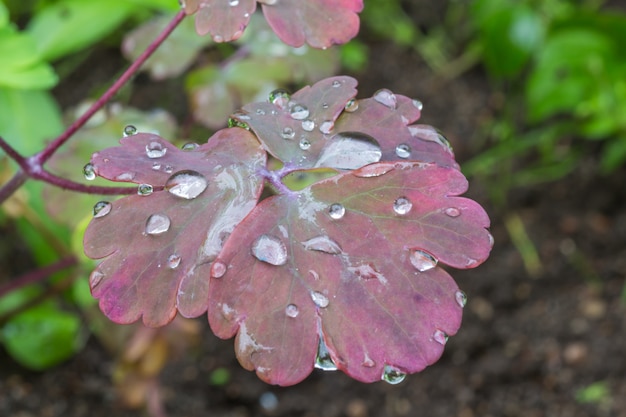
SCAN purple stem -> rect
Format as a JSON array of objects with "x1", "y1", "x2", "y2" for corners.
[{"x1": 0, "y1": 256, "x2": 78, "y2": 299}]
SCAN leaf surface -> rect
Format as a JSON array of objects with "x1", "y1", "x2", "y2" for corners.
[
  {"x1": 184, "y1": 0, "x2": 257, "y2": 42},
  {"x1": 83, "y1": 129, "x2": 266, "y2": 326},
  {"x1": 208, "y1": 162, "x2": 492, "y2": 385}
]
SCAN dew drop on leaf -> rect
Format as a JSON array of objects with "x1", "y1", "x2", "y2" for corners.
[
  {"x1": 146, "y1": 141, "x2": 167, "y2": 158},
  {"x1": 145, "y1": 213, "x2": 171, "y2": 235},
  {"x1": 164, "y1": 165, "x2": 173, "y2": 174},
  {"x1": 395, "y1": 143, "x2": 411, "y2": 159},
  {"x1": 455, "y1": 290, "x2": 467, "y2": 308},
  {"x1": 319, "y1": 120, "x2": 334, "y2": 134},
  {"x1": 328, "y1": 203, "x2": 345, "y2": 220},
  {"x1": 412, "y1": 99, "x2": 424, "y2": 111},
  {"x1": 310, "y1": 291, "x2": 329, "y2": 308},
  {"x1": 211, "y1": 261, "x2": 227, "y2": 278},
  {"x1": 315, "y1": 132, "x2": 381, "y2": 170},
  {"x1": 289, "y1": 104, "x2": 309, "y2": 120},
  {"x1": 137, "y1": 184, "x2": 154, "y2": 196},
  {"x1": 332, "y1": 80, "x2": 342, "y2": 88},
  {"x1": 444, "y1": 207, "x2": 461, "y2": 217},
  {"x1": 299, "y1": 138, "x2": 311, "y2": 150},
  {"x1": 410, "y1": 250, "x2": 438, "y2": 272},
  {"x1": 381, "y1": 365, "x2": 406, "y2": 385},
  {"x1": 281, "y1": 127, "x2": 295, "y2": 139},
  {"x1": 83, "y1": 163, "x2": 96, "y2": 181},
  {"x1": 269, "y1": 88, "x2": 290, "y2": 108},
  {"x1": 182, "y1": 142, "x2": 199, "y2": 151},
  {"x1": 362, "y1": 354, "x2": 376, "y2": 368},
  {"x1": 229, "y1": 0, "x2": 239, "y2": 5},
  {"x1": 301, "y1": 235, "x2": 342, "y2": 254},
  {"x1": 93, "y1": 201, "x2": 112, "y2": 218},
  {"x1": 301, "y1": 119, "x2": 315, "y2": 132},
  {"x1": 165, "y1": 170, "x2": 208, "y2": 200},
  {"x1": 123, "y1": 125, "x2": 137, "y2": 137},
  {"x1": 315, "y1": 336, "x2": 337, "y2": 370},
  {"x1": 373, "y1": 88, "x2": 397, "y2": 109},
  {"x1": 89, "y1": 270, "x2": 104, "y2": 289},
  {"x1": 285, "y1": 304, "x2": 299, "y2": 318},
  {"x1": 433, "y1": 329, "x2": 448, "y2": 345},
  {"x1": 152, "y1": 162, "x2": 161, "y2": 171},
  {"x1": 251, "y1": 234, "x2": 288, "y2": 266},
  {"x1": 344, "y1": 99, "x2": 359, "y2": 112},
  {"x1": 167, "y1": 253, "x2": 181, "y2": 269},
  {"x1": 393, "y1": 197, "x2": 412, "y2": 215}
]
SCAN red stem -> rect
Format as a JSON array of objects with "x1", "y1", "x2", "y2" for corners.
[{"x1": 0, "y1": 256, "x2": 78, "y2": 299}]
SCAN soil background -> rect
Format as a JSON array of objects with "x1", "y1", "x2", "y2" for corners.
[{"x1": 2, "y1": 2, "x2": 626, "y2": 417}]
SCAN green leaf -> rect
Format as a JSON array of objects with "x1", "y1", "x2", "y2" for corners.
[
  {"x1": 26, "y1": 0, "x2": 137, "y2": 61},
  {"x1": 601, "y1": 135, "x2": 626, "y2": 173},
  {"x1": 0, "y1": 3, "x2": 8, "y2": 29},
  {"x1": 0, "y1": 27, "x2": 58, "y2": 89}
]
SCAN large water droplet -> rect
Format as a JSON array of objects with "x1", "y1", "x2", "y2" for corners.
[
  {"x1": 392, "y1": 197, "x2": 412, "y2": 215},
  {"x1": 410, "y1": 250, "x2": 438, "y2": 272},
  {"x1": 344, "y1": 99, "x2": 359, "y2": 112},
  {"x1": 83, "y1": 163, "x2": 96, "y2": 181},
  {"x1": 328, "y1": 203, "x2": 345, "y2": 219},
  {"x1": 301, "y1": 119, "x2": 315, "y2": 132},
  {"x1": 315, "y1": 132, "x2": 382, "y2": 170},
  {"x1": 455, "y1": 290, "x2": 467, "y2": 308},
  {"x1": 395, "y1": 143, "x2": 411, "y2": 159},
  {"x1": 315, "y1": 337, "x2": 337, "y2": 370},
  {"x1": 137, "y1": 184, "x2": 153, "y2": 196},
  {"x1": 301, "y1": 236, "x2": 342, "y2": 254},
  {"x1": 123, "y1": 125, "x2": 137, "y2": 137},
  {"x1": 310, "y1": 291, "x2": 329, "y2": 308},
  {"x1": 381, "y1": 365, "x2": 406, "y2": 384},
  {"x1": 145, "y1": 213, "x2": 171, "y2": 235},
  {"x1": 211, "y1": 261, "x2": 227, "y2": 278},
  {"x1": 319, "y1": 120, "x2": 334, "y2": 134},
  {"x1": 167, "y1": 253, "x2": 181, "y2": 269},
  {"x1": 93, "y1": 201, "x2": 112, "y2": 218},
  {"x1": 433, "y1": 329, "x2": 448, "y2": 345},
  {"x1": 444, "y1": 207, "x2": 461, "y2": 217},
  {"x1": 285, "y1": 304, "x2": 299, "y2": 318},
  {"x1": 299, "y1": 137, "x2": 311, "y2": 150},
  {"x1": 269, "y1": 88, "x2": 290, "y2": 108},
  {"x1": 281, "y1": 126, "x2": 295, "y2": 139},
  {"x1": 165, "y1": 170, "x2": 208, "y2": 199},
  {"x1": 252, "y1": 234, "x2": 287, "y2": 266},
  {"x1": 89, "y1": 270, "x2": 104, "y2": 289},
  {"x1": 373, "y1": 89, "x2": 397, "y2": 109},
  {"x1": 290, "y1": 104, "x2": 309, "y2": 120},
  {"x1": 146, "y1": 141, "x2": 167, "y2": 158}
]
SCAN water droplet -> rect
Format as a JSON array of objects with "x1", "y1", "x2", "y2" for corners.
[
  {"x1": 410, "y1": 250, "x2": 438, "y2": 272},
  {"x1": 393, "y1": 197, "x2": 412, "y2": 215},
  {"x1": 373, "y1": 89, "x2": 397, "y2": 109},
  {"x1": 299, "y1": 138, "x2": 311, "y2": 150},
  {"x1": 182, "y1": 142, "x2": 199, "y2": 151},
  {"x1": 344, "y1": 99, "x2": 359, "y2": 112},
  {"x1": 259, "y1": 392, "x2": 278, "y2": 411},
  {"x1": 348, "y1": 263, "x2": 387, "y2": 284},
  {"x1": 115, "y1": 172, "x2": 135, "y2": 181},
  {"x1": 93, "y1": 201, "x2": 112, "y2": 218},
  {"x1": 123, "y1": 125, "x2": 137, "y2": 137},
  {"x1": 301, "y1": 236, "x2": 342, "y2": 254},
  {"x1": 165, "y1": 170, "x2": 208, "y2": 199},
  {"x1": 301, "y1": 119, "x2": 315, "y2": 132},
  {"x1": 83, "y1": 163, "x2": 96, "y2": 180},
  {"x1": 322, "y1": 102, "x2": 329, "y2": 109},
  {"x1": 332, "y1": 80, "x2": 342, "y2": 88},
  {"x1": 315, "y1": 336, "x2": 337, "y2": 370},
  {"x1": 285, "y1": 304, "x2": 299, "y2": 318},
  {"x1": 152, "y1": 162, "x2": 161, "y2": 171},
  {"x1": 256, "y1": 109, "x2": 266, "y2": 115},
  {"x1": 319, "y1": 120, "x2": 334, "y2": 134},
  {"x1": 455, "y1": 290, "x2": 467, "y2": 308},
  {"x1": 362, "y1": 354, "x2": 376, "y2": 368},
  {"x1": 252, "y1": 234, "x2": 287, "y2": 266},
  {"x1": 269, "y1": 88, "x2": 290, "y2": 108},
  {"x1": 164, "y1": 165, "x2": 173, "y2": 174},
  {"x1": 315, "y1": 132, "x2": 381, "y2": 170},
  {"x1": 310, "y1": 291, "x2": 329, "y2": 308},
  {"x1": 395, "y1": 143, "x2": 411, "y2": 159},
  {"x1": 381, "y1": 365, "x2": 406, "y2": 384},
  {"x1": 444, "y1": 207, "x2": 461, "y2": 217},
  {"x1": 145, "y1": 213, "x2": 171, "y2": 235},
  {"x1": 328, "y1": 203, "x2": 345, "y2": 219},
  {"x1": 227, "y1": 117, "x2": 249, "y2": 130},
  {"x1": 290, "y1": 104, "x2": 309, "y2": 120},
  {"x1": 137, "y1": 184, "x2": 153, "y2": 196},
  {"x1": 229, "y1": 0, "x2": 239, "y2": 5},
  {"x1": 167, "y1": 253, "x2": 181, "y2": 269},
  {"x1": 89, "y1": 270, "x2": 104, "y2": 289},
  {"x1": 281, "y1": 126, "x2": 295, "y2": 139},
  {"x1": 412, "y1": 99, "x2": 423, "y2": 111},
  {"x1": 146, "y1": 141, "x2": 167, "y2": 158},
  {"x1": 433, "y1": 329, "x2": 448, "y2": 345},
  {"x1": 211, "y1": 261, "x2": 227, "y2": 278}
]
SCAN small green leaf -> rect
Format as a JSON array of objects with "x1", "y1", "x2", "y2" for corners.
[
  {"x1": 0, "y1": 27, "x2": 57, "y2": 89},
  {"x1": 576, "y1": 381, "x2": 610, "y2": 404}
]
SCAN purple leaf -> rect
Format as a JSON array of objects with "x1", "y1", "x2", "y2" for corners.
[
  {"x1": 184, "y1": 0, "x2": 257, "y2": 42},
  {"x1": 83, "y1": 129, "x2": 266, "y2": 326},
  {"x1": 208, "y1": 162, "x2": 492, "y2": 385}
]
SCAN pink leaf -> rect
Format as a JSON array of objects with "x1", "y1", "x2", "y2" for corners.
[
  {"x1": 261, "y1": 0, "x2": 364, "y2": 48},
  {"x1": 208, "y1": 162, "x2": 492, "y2": 385},
  {"x1": 184, "y1": 0, "x2": 257, "y2": 42},
  {"x1": 83, "y1": 129, "x2": 266, "y2": 326}
]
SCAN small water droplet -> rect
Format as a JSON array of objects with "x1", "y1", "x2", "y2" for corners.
[
  {"x1": 315, "y1": 132, "x2": 381, "y2": 170},
  {"x1": 182, "y1": 142, "x2": 199, "y2": 151},
  {"x1": 410, "y1": 250, "x2": 438, "y2": 272},
  {"x1": 165, "y1": 170, "x2": 208, "y2": 199},
  {"x1": 115, "y1": 172, "x2": 135, "y2": 181},
  {"x1": 145, "y1": 213, "x2": 171, "y2": 235},
  {"x1": 395, "y1": 143, "x2": 411, "y2": 159},
  {"x1": 444, "y1": 207, "x2": 461, "y2": 217},
  {"x1": 252, "y1": 234, "x2": 287, "y2": 266},
  {"x1": 332, "y1": 80, "x2": 342, "y2": 88},
  {"x1": 89, "y1": 270, "x2": 104, "y2": 289},
  {"x1": 328, "y1": 203, "x2": 345, "y2": 219},
  {"x1": 344, "y1": 99, "x2": 359, "y2": 112},
  {"x1": 285, "y1": 304, "x2": 299, "y2": 318},
  {"x1": 152, "y1": 162, "x2": 161, "y2": 171},
  {"x1": 269, "y1": 88, "x2": 290, "y2": 108},
  {"x1": 290, "y1": 104, "x2": 309, "y2": 120},
  {"x1": 455, "y1": 290, "x2": 467, "y2": 308},
  {"x1": 433, "y1": 329, "x2": 448, "y2": 345},
  {"x1": 301, "y1": 236, "x2": 342, "y2": 254},
  {"x1": 164, "y1": 165, "x2": 173, "y2": 174},
  {"x1": 167, "y1": 253, "x2": 181, "y2": 269},
  {"x1": 373, "y1": 88, "x2": 397, "y2": 109},
  {"x1": 322, "y1": 102, "x2": 329, "y2": 109},
  {"x1": 315, "y1": 336, "x2": 336, "y2": 370},
  {"x1": 393, "y1": 197, "x2": 412, "y2": 215},
  {"x1": 301, "y1": 119, "x2": 315, "y2": 132},
  {"x1": 299, "y1": 137, "x2": 311, "y2": 150},
  {"x1": 123, "y1": 125, "x2": 137, "y2": 137},
  {"x1": 381, "y1": 365, "x2": 406, "y2": 384},
  {"x1": 229, "y1": 0, "x2": 239, "y2": 5},
  {"x1": 412, "y1": 99, "x2": 423, "y2": 111},
  {"x1": 310, "y1": 291, "x2": 329, "y2": 308},
  {"x1": 227, "y1": 117, "x2": 249, "y2": 130},
  {"x1": 281, "y1": 126, "x2": 295, "y2": 139},
  {"x1": 146, "y1": 141, "x2": 167, "y2": 158},
  {"x1": 83, "y1": 163, "x2": 96, "y2": 180},
  {"x1": 93, "y1": 201, "x2": 112, "y2": 218},
  {"x1": 137, "y1": 184, "x2": 153, "y2": 196},
  {"x1": 319, "y1": 120, "x2": 334, "y2": 134},
  {"x1": 362, "y1": 354, "x2": 376, "y2": 368},
  {"x1": 211, "y1": 261, "x2": 227, "y2": 278}
]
